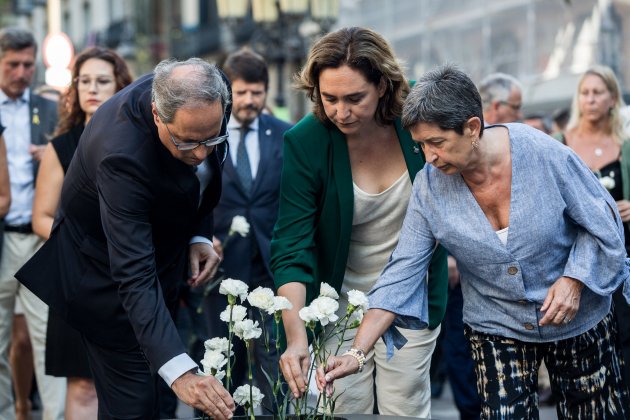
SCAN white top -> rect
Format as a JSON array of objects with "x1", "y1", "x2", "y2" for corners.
[
  {"x1": 496, "y1": 226, "x2": 509, "y2": 246},
  {"x1": 343, "y1": 171, "x2": 412, "y2": 296}
]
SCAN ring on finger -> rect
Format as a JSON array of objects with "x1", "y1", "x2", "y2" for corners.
[{"x1": 563, "y1": 316, "x2": 572, "y2": 325}]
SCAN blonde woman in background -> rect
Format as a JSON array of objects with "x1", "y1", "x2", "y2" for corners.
[{"x1": 561, "y1": 64, "x2": 630, "y2": 390}]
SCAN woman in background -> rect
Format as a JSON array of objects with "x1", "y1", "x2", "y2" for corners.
[
  {"x1": 561, "y1": 64, "x2": 630, "y2": 389},
  {"x1": 32, "y1": 47, "x2": 132, "y2": 419}
]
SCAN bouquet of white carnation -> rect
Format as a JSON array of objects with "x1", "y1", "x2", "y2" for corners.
[{"x1": 199, "y1": 278, "x2": 367, "y2": 420}]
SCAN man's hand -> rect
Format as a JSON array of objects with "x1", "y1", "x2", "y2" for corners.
[
  {"x1": 29, "y1": 144, "x2": 46, "y2": 162},
  {"x1": 447, "y1": 255, "x2": 460, "y2": 289},
  {"x1": 172, "y1": 372, "x2": 234, "y2": 419},
  {"x1": 189, "y1": 242, "x2": 221, "y2": 287},
  {"x1": 539, "y1": 276, "x2": 584, "y2": 326},
  {"x1": 212, "y1": 236, "x2": 224, "y2": 259}
]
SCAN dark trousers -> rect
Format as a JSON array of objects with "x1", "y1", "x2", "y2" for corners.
[
  {"x1": 465, "y1": 312, "x2": 630, "y2": 419},
  {"x1": 82, "y1": 335, "x2": 159, "y2": 419},
  {"x1": 443, "y1": 284, "x2": 481, "y2": 419}
]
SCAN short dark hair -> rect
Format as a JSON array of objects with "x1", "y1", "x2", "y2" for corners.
[
  {"x1": 0, "y1": 27, "x2": 37, "y2": 59},
  {"x1": 223, "y1": 48, "x2": 269, "y2": 90},
  {"x1": 402, "y1": 64, "x2": 484, "y2": 136},
  {"x1": 296, "y1": 26, "x2": 408, "y2": 126}
]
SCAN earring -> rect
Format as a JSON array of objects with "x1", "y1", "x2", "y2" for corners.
[{"x1": 471, "y1": 137, "x2": 480, "y2": 150}]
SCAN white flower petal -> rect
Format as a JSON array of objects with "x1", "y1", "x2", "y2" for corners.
[
  {"x1": 269, "y1": 296, "x2": 293, "y2": 314},
  {"x1": 319, "y1": 283, "x2": 339, "y2": 299},
  {"x1": 233, "y1": 319, "x2": 262, "y2": 340},
  {"x1": 230, "y1": 216, "x2": 250, "y2": 237},
  {"x1": 219, "y1": 278, "x2": 249, "y2": 302},
  {"x1": 247, "y1": 287, "x2": 275, "y2": 311},
  {"x1": 219, "y1": 304, "x2": 248, "y2": 323},
  {"x1": 233, "y1": 385, "x2": 264, "y2": 407}
]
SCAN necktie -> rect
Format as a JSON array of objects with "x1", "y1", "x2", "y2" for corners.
[{"x1": 236, "y1": 125, "x2": 252, "y2": 193}]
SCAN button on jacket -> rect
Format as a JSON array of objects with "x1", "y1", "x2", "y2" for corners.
[{"x1": 369, "y1": 123, "x2": 630, "y2": 355}]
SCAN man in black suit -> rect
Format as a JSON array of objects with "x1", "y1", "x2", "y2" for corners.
[
  {"x1": 0, "y1": 27, "x2": 65, "y2": 420},
  {"x1": 16, "y1": 58, "x2": 236, "y2": 419},
  {"x1": 204, "y1": 48, "x2": 291, "y2": 411}
]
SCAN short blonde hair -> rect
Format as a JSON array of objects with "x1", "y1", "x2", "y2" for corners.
[{"x1": 295, "y1": 27, "x2": 408, "y2": 126}]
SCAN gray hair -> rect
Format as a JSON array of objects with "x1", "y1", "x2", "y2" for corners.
[
  {"x1": 478, "y1": 72, "x2": 522, "y2": 111},
  {"x1": 402, "y1": 64, "x2": 484, "y2": 136},
  {"x1": 152, "y1": 58, "x2": 230, "y2": 123},
  {"x1": 0, "y1": 27, "x2": 37, "y2": 60}
]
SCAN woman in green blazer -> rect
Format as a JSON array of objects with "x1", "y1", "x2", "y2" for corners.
[{"x1": 270, "y1": 27, "x2": 448, "y2": 417}]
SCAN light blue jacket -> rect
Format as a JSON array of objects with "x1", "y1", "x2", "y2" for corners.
[{"x1": 369, "y1": 123, "x2": 630, "y2": 356}]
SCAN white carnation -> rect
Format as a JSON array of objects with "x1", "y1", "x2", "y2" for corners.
[
  {"x1": 347, "y1": 290, "x2": 369, "y2": 312},
  {"x1": 270, "y1": 296, "x2": 293, "y2": 314},
  {"x1": 319, "y1": 282, "x2": 339, "y2": 299},
  {"x1": 201, "y1": 350, "x2": 227, "y2": 371},
  {"x1": 247, "y1": 287, "x2": 275, "y2": 312},
  {"x1": 204, "y1": 337, "x2": 233, "y2": 356},
  {"x1": 219, "y1": 278, "x2": 249, "y2": 302},
  {"x1": 233, "y1": 384, "x2": 264, "y2": 407},
  {"x1": 309, "y1": 296, "x2": 339, "y2": 326},
  {"x1": 229, "y1": 216, "x2": 250, "y2": 237},
  {"x1": 220, "y1": 304, "x2": 248, "y2": 323},
  {"x1": 298, "y1": 305, "x2": 318, "y2": 323},
  {"x1": 234, "y1": 319, "x2": 262, "y2": 340}
]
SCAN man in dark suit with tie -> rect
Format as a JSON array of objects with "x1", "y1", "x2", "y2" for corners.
[
  {"x1": 0, "y1": 27, "x2": 65, "y2": 420},
  {"x1": 16, "y1": 58, "x2": 236, "y2": 419},
  {"x1": 204, "y1": 48, "x2": 291, "y2": 410}
]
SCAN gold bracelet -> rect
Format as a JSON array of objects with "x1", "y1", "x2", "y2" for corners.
[{"x1": 343, "y1": 348, "x2": 366, "y2": 372}]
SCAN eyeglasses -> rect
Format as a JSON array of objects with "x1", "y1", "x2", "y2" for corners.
[
  {"x1": 499, "y1": 101, "x2": 522, "y2": 111},
  {"x1": 164, "y1": 118, "x2": 229, "y2": 151},
  {"x1": 74, "y1": 76, "x2": 115, "y2": 90}
]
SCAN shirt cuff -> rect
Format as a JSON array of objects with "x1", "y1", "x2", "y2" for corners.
[
  {"x1": 158, "y1": 353, "x2": 198, "y2": 387},
  {"x1": 190, "y1": 236, "x2": 213, "y2": 246}
]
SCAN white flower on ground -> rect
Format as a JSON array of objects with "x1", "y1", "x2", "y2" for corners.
[
  {"x1": 247, "y1": 287, "x2": 275, "y2": 312},
  {"x1": 204, "y1": 337, "x2": 233, "y2": 356},
  {"x1": 219, "y1": 278, "x2": 249, "y2": 302},
  {"x1": 298, "y1": 305, "x2": 318, "y2": 323},
  {"x1": 233, "y1": 384, "x2": 264, "y2": 407},
  {"x1": 229, "y1": 216, "x2": 250, "y2": 237},
  {"x1": 347, "y1": 290, "x2": 369, "y2": 312},
  {"x1": 201, "y1": 350, "x2": 228, "y2": 371},
  {"x1": 309, "y1": 296, "x2": 339, "y2": 326},
  {"x1": 270, "y1": 296, "x2": 293, "y2": 314},
  {"x1": 319, "y1": 282, "x2": 339, "y2": 299},
  {"x1": 220, "y1": 304, "x2": 247, "y2": 323},
  {"x1": 234, "y1": 319, "x2": 262, "y2": 340}
]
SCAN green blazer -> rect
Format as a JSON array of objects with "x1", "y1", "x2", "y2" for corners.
[{"x1": 270, "y1": 113, "x2": 448, "y2": 331}]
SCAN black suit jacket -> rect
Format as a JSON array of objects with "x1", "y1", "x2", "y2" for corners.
[
  {"x1": 213, "y1": 114, "x2": 291, "y2": 285},
  {"x1": 16, "y1": 74, "x2": 228, "y2": 373}
]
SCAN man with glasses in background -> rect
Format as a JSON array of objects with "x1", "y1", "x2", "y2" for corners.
[
  {"x1": 16, "y1": 58, "x2": 236, "y2": 419},
  {"x1": 478, "y1": 72, "x2": 523, "y2": 125}
]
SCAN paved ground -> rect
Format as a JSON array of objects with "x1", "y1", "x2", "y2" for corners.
[{"x1": 31, "y1": 379, "x2": 558, "y2": 419}]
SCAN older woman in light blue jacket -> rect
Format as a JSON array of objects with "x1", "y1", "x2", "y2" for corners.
[{"x1": 320, "y1": 64, "x2": 630, "y2": 419}]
